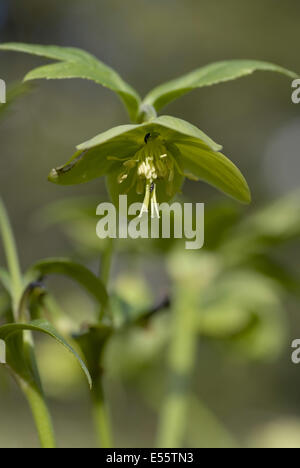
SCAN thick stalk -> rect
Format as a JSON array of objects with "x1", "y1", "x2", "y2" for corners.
[
  {"x1": 91, "y1": 375, "x2": 113, "y2": 448},
  {"x1": 156, "y1": 285, "x2": 198, "y2": 448},
  {"x1": 0, "y1": 200, "x2": 56, "y2": 447},
  {"x1": 20, "y1": 380, "x2": 56, "y2": 448},
  {"x1": 91, "y1": 238, "x2": 115, "y2": 447}
]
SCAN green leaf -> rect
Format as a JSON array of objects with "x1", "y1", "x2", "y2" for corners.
[
  {"x1": 0, "y1": 319, "x2": 92, "y2": 387},
  {"x1": 29, "y1": 258, "x2": 108, "y2": 307},
  {"x1": 220, "y1": 190, "x2": 300, "y2": 262},
  {"x1": 0, "y1": 42, "x2": 141, "y2": 121},
  {"x1": 199, "y1": 271, "x2": 281, "y2": 336},
  {"x1": 239, "y1": 189, "x2": 300, "y2": 240},
  {"x1": 171, "y1": 141, "x2": 251, "y2": 203},
  {"x1": 49, "y1": 115, "x2": 221, "y2": 186},
  {"x1": 143, "y1": 60, "x2": 298, "y2": 111}
]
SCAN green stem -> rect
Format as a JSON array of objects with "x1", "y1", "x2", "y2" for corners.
[
  {"x1": 156, "y1": 285, "x2": 198, "y2": 448},
  {"x1": 0, "y1": 200, "x2": 56, "y2": 447},
  {"x1": 98, "y1": 238, "x2": 114, "y2": 321},
  {"x1": 101, "y1": 238, "x2": 114, "y2": 287},
  {"x1": 90, "y1": 239, "x2": 115, "y2": 447},
  {"x1": 91, "y1": 376, "x2": 113, "y2": 448},
  {"x1": 20, "y1": 380, "x2": 56, "y2": 448},
  {"x1": 0, "y1": 199, "x2": 23, "y2": 320}
]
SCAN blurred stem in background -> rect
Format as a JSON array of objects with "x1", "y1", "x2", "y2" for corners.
[
  {"x1": 156, "y1": 283, "x2": 198, "y2": 447},
  {"x1": 19, "y1": 380, "x2": 56, "y2": 449},
  {"x1": 99, "y1": 238, "x2": 114, "y2": 321},
  {"x1": 91, "y1": 238, "x2": 115, "y2": 448},
  {"x1": 0, "y1": 200, "x2": 56, "y2": 448},
  {"x1": 91, "y1": 374, "x2": 113, "y2": 448}
]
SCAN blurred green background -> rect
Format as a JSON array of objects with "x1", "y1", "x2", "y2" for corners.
[{"x1": 0, "y1": 0, "x2": 299, "y2": 448}]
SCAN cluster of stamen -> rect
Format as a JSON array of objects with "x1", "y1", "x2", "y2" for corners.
[{"x1": 111, "y1": 134, "x2": 175, "y2": 218}]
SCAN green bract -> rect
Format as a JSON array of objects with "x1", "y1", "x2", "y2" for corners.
[{"x1": 0, "y1": 42, "x2": 297, "y2": 211}]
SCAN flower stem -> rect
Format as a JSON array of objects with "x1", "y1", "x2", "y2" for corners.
[
  {"x1": 0, "y1": 200, "x2": 56, "y2": 448},
  {"x1": 91, "y1": 375, "x2": 113, "y2": 448},
  {"x1": 98, "y1": 238, "x2": 114, "y2": 321},
  {"x1": 156, "y1": 286, "x2": 198, "y2": 448},
  {"x1": 20, "y1": 380, "x2": 56, "y2": 448},
  {"x1": 0, "y1": 199, "x2": 23, "y2": 320},
  {"x1": 90, "y1": 239, "x2": 115, "y2": 447}
]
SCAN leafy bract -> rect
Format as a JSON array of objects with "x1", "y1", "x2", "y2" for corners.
[
  {"x1": 0, "y1": 43, "x2": 141, "y2": 121},
  {"x1": 0, "y1": 319, "x2": 92, "y2": 387},
  {"x1": 143, "y1": 60, "x2": 298, "y2": 112},
  {"x1": 29, "y1": 258, "x2": 108, "y2": 307}
]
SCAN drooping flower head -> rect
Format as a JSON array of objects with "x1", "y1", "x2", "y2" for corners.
[
  {"x1": 1, "y1": 44, "x2": 297, "y2": 214},
  {"x1": 49, "y1": 116, "x2": 251, "y2": 215}
]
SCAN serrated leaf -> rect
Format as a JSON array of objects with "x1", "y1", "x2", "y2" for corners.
[
  {"x1": 0, "y1": 319, "x2": 92, "y2": 387},
  {"x1": 0, "y1": 42, "x2": 141, "y2": 121},
  {"x1": 171, "y1": 141, "x2": 251, "y2": 203},
  {"x1": 29, "y1": 258, "x2": 108, "y2": 307},
  {"x1": 143, "y1": 60, "x2": 298, "y2": 111},
  {"x1": 49, "y1": 115, "x2": 221, "y2": 186}
]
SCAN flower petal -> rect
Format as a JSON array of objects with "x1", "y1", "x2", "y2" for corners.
[
  {"x1": 49, "y1": 141, "x2": 140, "y2": 185},
  {"x1": 173, "y1": 141, "x2": 251, "y2": 204},
  {"x1": 49, "y1": 116, "x2": 222, "y2": 186}
]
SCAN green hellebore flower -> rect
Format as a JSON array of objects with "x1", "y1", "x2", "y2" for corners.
[
  {"x1": 1, "y1": 43, "x2": 298, "y2": 216},
  {"x1": 49, "y1": 115, "x2": 251, "y2": 216}
]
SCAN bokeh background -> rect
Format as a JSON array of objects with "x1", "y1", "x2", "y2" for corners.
[{"x1": 0, "y1": 0, "x2": 299, "y2": 448}]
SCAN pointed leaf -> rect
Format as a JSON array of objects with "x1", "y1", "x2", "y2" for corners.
[
  {"x1": 172, "y1": 141, "x2": 251, "y2": 203},
  {"x1": 29, "y1": 258, "x2": 108, "y2": 307},
  {"x1": 144, "y1": 60, "x2": 298, "y2": 111},
  {"x1": 0, "y1": 43, "x2": 141, "y2": 120},
  {"x1": 0, "y1": 319, "x2": 92, "y2": 387}
]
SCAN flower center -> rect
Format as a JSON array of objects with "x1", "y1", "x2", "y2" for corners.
[{"x1": 116, "y1": 134, "x2": 175, "y2": 218}]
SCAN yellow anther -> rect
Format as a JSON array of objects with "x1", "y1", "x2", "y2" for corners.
[
  {"x1": 116, "y1": 136, "x2": 176, "y2": 217},
  {"x1": 118, "y1": 172, "x2": 128, "y2": 184}
]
